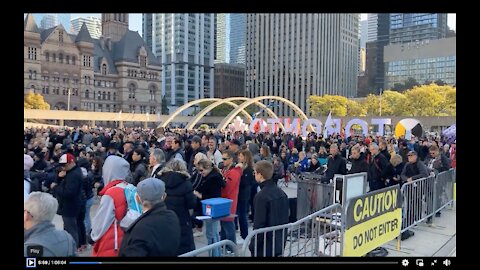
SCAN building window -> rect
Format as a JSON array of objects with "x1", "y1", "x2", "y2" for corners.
[
  {"x1": 150, "y1": 106, "x2": 156, "y2": 114},
  {"x1": 72, "y1": 56, "x2": 76, "y2": 65},
  {"x1": 52, "y1": 53, "x2": 56, "y2": 62},
  {"x1": 102, "y1": 91, "x2": 106, "y2": 100},
  {"x1": 102, "y1": 64, "x2": 107, "y2": 75},
  {"x1": 149, "y1": 86, "x2": 156, "y2": 101},
  {"x1": 33, "y1": 71, "x2": 37, "y2": 80},
  {"x1": 59, "y1": 53, "x2": 63, "y2": 63},
  {"x1": 108, "y1": 92, "x2": 111, "y2": 100},
  {"x1": 140, "y1": 55, "x2": 147, "y2": 67},
  {"x1": 128, "y1": 83, "x2": 136, "y2": 99},
  {"x1": 45, "y1": 52, "x2": 49, "y2": 61},
  {"x1": 113, "y1": 92, "x2": 116, "y2": 101},
  {"x1": 28, "y1": 47, "x2": 37, "y2": 60},
  {"x1": 66, "y1": 55, "x2": 70, "y2": 64},
  {"x1": 85, "y1": 90, "x2": 89, "y2": 99},
  {"x1": 59, "y1": 30, "x2": 64, "y2": 43},
  {"x1": 28, "y1": 70, "x2": 32, "y2": 79}
]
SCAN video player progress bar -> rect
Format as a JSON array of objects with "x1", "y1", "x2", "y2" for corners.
[{"x1": 70, "y1": 262, "x2": 398, "y2": 265}]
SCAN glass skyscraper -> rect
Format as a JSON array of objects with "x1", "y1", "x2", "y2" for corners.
[
  {"x1": 216, "y1": 13, "x2": 245, "y2": 64},
  {"x1": 32, "y1": 14, "x2": 71, "y2": 30},
  {"x1": 389, "y1": 13, "x2": 447, "y2": 44},
  {"x1": 146, "y1": 14, "x2": 215, "y2": 111}
]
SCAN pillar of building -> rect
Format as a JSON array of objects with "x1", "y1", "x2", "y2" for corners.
[
  {"x1": 119, "y1": 121, "x2": 124, "y2": 128},
  {"x1": 59, "y1": 120, "x2": 64, "y2": 126}
]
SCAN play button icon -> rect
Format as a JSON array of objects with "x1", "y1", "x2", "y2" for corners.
[{"x1": 26, "y1": 258, "x2": 36, "y2": 268}]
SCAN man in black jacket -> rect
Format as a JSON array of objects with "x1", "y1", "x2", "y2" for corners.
[
  {"x1": 367, "y1": 143, "x2": 392, "y2": 192},
  {"x1": 250, "y1": 160, "x2": 289, "y2": 257},
  {"x1": 119, "y1": 178, "x2": 180, "y2": 257},
  {"x1": 324, "y1": 144, "x2": 347, "y2": 183},
  {"x1": 50, "y1": 153, "x2": 83, "y2": 249},
  {"x1": 348, "y1": 145, "x2": 368, "y2": 174}
]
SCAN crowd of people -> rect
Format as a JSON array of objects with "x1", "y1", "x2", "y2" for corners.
[{"x1": 23, "y1": 125, "x2": 456, "y2": 257}]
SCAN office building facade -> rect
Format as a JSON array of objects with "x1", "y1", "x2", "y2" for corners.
[
  {"x1": 216, "y1": 13, "x2": 246, "y2": 64},
  {"x1": 71, "y1": 16, "x2": 102, "y2": 39},
  {"x1": 146, "y1": 14, "x2": 214, "y2": 112},
  {"x1": 389, "y1": 13, "x2": 447, "y2": 44},
  {"x1": 33, "y1": 14, "x2": 71, "y2": 30},
  {"x1": 214, "y1": 63, "x2": 245, "y2": 98},
  {"x1": 246, "y1": 14, "x2": 359, "y2": 116},
  {"x1": 384, "y1": 37, "x2": 456, "y2": 88}
]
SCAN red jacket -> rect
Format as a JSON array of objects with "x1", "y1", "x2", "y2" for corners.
[
  {"x1": 92, "y1": 180, "x2": 128, "y2": 257},
  {"x1": 221, "y1": 166, "x2": 242, "y2": 222}
]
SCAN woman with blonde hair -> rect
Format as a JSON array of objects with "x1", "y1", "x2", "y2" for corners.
[{"x1": 158, "y1": 159, "x2": 196, "y2": 255}]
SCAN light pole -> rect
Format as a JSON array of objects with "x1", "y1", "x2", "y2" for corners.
[
  {"x1": 67, "y1": 88, "x2": 71, "y2": 111},
  {"x1": 379, "y1": 88, "x2": 383, "y2": 117}
]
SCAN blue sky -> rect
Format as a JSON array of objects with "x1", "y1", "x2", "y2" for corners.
[{"x1": 42, "y1": 13, "x2": 458, "y2": 37}]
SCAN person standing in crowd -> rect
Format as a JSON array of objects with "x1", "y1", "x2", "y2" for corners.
[
  {"x1": 306, "y1": 154, "x2": 321, "y2": 173},
  {"x1": 400, "y1": 151, "x2": 429, "y2": 183},
  {"x1": 190, "y1": 153, "x2": 209, "y2": 237},
  {"x1": 24, "y1": 154, "x2": 34, "y2": 200},
  {"x1": 323, "y1": 144, "x2": 347, "y2": 182},
  {"x1": 207, "y1": 137, "x2": 223, "y2": 167},
  {"x1": 32, "y1": 152, "x2": 48, "y2": 172},
  {"x1": 399, "y1": 141, "x2": 410, "y2": 163},
  {"x1": 228, "y1": 139, "x2": 241, "y2": 163},
  {"x1": 50, "y1": 153, "x2": 83, "y2": 251},
  {"x1": 279, "y1": 151, "x2": 290, "y2": 172},
  {"x1": 123, "y1": 142, "x2": 134, "y2": 164},
  {"x1": 90, "y1": 156, "x2": 131, "y2": 256},
  {"x1": 24, "y1": 192, "x2": 77, "y2": 257},
  {"x1": 148, "y1": 148, "x2": 166, "y2": 178},
  {"x1": 367, "y1": 143, "x2": 392, "y2": 191},
  {"x1": 193, "y1": 159, "x2": 224, "y2": 256},
  {"x1": 166, "y1": 137, "x2": 185, "y2": 163},
  {"x1": 130, "y1": 148, "x2": 148, "y2": 186},
  {"x1": 260, "y1": 145, "x2": 272, "y2": 162},
  {"x1": 389, "y1": 154, "x2": 405, "y2": 187},
  {"x1": 219, "y1": 150, "x2": 242, "y2": 248},
  {"x1": 348, "y1": 145, "x2": 368, "y2": 174},
  {"x1": 425, "y1": 145, "x2": 451, "y2": 175},
  {"x1": 157, "y1": 160, "x2": 196, "y2": 255},
  {"x1": 248, "y1": 143, "x2": 261, "y2": 163},
  {"x1": 273, "y1": 156, "x2": 286, "y2": 183},
  {"x1": 188, "y1": 136, "x2": 207, "y2": 174},
  {"x1": 236, "y1": 149, "x2": 254, "y2": 243},
  {"x1": 249, "y1": 160, "x2": 289, "y2": 257},
  {"x1": 118, "y1": 178, "x2": 180, "y2": 256},
  {"x1": 379, "y1": 141, "x2": 391, "y2": 162}
]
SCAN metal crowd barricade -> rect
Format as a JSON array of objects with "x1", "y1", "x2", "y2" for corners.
[
  {"x1": 178, "y1": 240, "x2": 238, "y2": 257},
  {"x1": 240, "y1": 203, "x2": 344, "y2": 257},
  {"x1": 433, "y1": 168, "x2": 456, "y2": 213},
  {"x1": 399, "y1": 176, "x2": 436, "y2": 233}
]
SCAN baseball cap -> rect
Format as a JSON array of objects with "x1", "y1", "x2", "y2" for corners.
[
  {"x1": 230, "y1": 139, "x2": 241, "y2": 146},
  {"x1": 24, "y1": 154, "x2": 34, "y2": 171},
  {"x1": 59, "y1": 153, "x2": 75, "y2": 164},
  {"x1": 137, "y1": 177, "x2": 166, "y2": 201},
  {"x1": 407, "y1": 150, "x2": 417, "y2": 156}
]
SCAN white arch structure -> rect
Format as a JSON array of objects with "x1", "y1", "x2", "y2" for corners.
[
  {"x1": 217, "y1": 96, "x2": 309, "y2": 130},
  {"x1": 184, "y1": 97, "x2": 284, "y2": 130},
  {"x1": 160, "y1": 96, "x2": 309, "y2": 131}
]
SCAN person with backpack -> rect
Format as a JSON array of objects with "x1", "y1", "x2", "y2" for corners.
[
  {"x1": 90, "y1": 155, "x2": 134, "y2": 257},
  {"x1": 118, "y1": 178, "x2": 180, "y2": 257}
]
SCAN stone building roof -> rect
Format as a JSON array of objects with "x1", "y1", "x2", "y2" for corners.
[{"x1": 24, "y1": 14, "x2": 40, "y2": 33}]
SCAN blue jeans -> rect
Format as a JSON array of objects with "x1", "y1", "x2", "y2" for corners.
[
  {"x1": 205, "y1": 219, "x2": 220, "y2": 257},
  {"x1": 84, "y1": 197, "x2": 95, "y2": 234},
  {"x1": 236, "y1": 200, "x2": 249, "y2": 239},
  {"x1": 220, "y1": 221, "x2": 237, "y2": 249}
]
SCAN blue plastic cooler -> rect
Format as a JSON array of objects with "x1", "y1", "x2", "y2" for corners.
[{"x1": 201, "y1": 198, "x2": 233, "y2": 218}]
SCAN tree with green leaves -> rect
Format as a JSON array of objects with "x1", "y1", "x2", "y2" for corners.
[{"x1": 24, "y1": 91, "x2": 50, "y2": 110}]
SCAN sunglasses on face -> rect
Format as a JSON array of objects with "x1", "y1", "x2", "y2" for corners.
[{"x1": 222, "y1": 157, "x2": 230, "y2": 161}]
